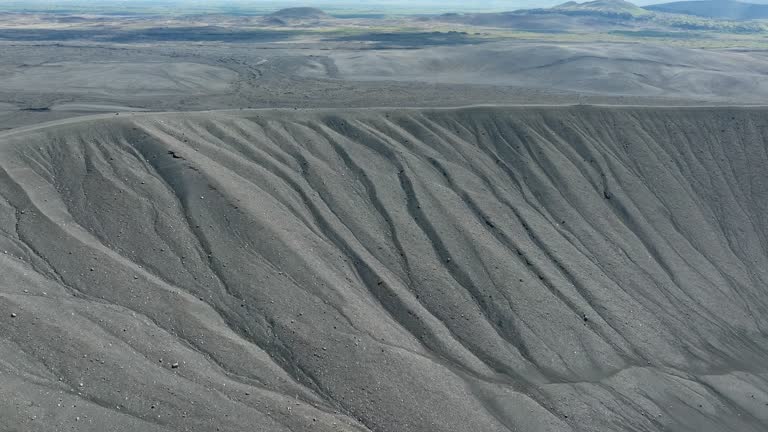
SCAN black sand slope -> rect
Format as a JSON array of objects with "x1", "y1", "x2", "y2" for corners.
[{"x1": 1, "y1": 106, "x2": 767, "y2": 432}]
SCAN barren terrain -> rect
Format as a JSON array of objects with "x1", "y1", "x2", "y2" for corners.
[
  {"x1": 2, "y1": 106, "x2": 768, "y2": 432},
  {"x1": 1, "y1": 3, "x2": 768, "y2": 432}
]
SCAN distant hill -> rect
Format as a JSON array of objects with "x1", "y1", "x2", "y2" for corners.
[
  {"x1": 484, "y1": 0, "x2": 655, "y2": 19},
  {"x1": 552, "y1": 0, "x2": 653, "y2": 17},
  {"x1": 431, "y1": 0, "x2": 767, "y2": 33},
  {"x1": 268, "y1": 7, "x2": 329, "y2": 20},
  {"x1": 429, "y1": 0, "x2": 651, "y2": 29},
  {"x1": 645, "y1": 0, "x2": 768, "y2": 20},
  {"x1": 431, "y1": 10, "x2": 633, "y2": 31}
]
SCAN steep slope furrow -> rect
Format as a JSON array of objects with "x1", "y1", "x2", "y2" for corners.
[
  {"x1": 318, "y1": 123, "x2": 540, "y2": 390},
  {"x1": 1, "y1": 288, "x2": 272, "y2": 431},
  {"x1": 475, "y1": 120, "x2": 666, "y2": 344},
  {"x1": 181, "y1": 118, "x2": 330, "y2": 241},
  {"x1": 174, "y1": 118, "x2": 431, "y2": 349},
  {"x1": 198, "y1": 120, "x2": 349, "y2": 271},
  {"x1": 131, "y1": 124, "x2": 368, "y2": 414},
  {"x1": 599, "y1": 148, "x2": 753, "y2": 348},
  {"x1": 599, "y1": 151, "x2": 733, "y2": 303},
  {"x1": 303, "y1": 123, "x2": 413, "y2": 277},
  {"x1": 427, "y1": 154, "x2": 636, "y2": 373},
  {"x1": 409, "y1": 114, "x2": 632, "y2": 351},
  {"x1": 0, "y1": 170, "x2": 98, "y2": 302},
  {"x1": 301, "y1": 121, "x2": 508, "y2": 380},
  {"x1": 336, "y1": 117, "x2": 542, "y2": 378},
  {"x1": 432, "y1": 107, "x2": 768, "y2": 368},
  {"x1": 203, "y1": 119, "x2": 335, "y2": 245},
  {"x1": 2, "y1": 135, "x2": 350, "y2": 421},
  {"x1": 635, "y1": 116, "x2": 763, "y2": 292},
  {"x1": 423, "y1": 118, "x2": 643, "y2": 360},
  {"x1": 492, "y1": 123, "x2": 651, "y2": 341},
  {"x1": 627, "y1": 119, "x2": 748, "y2": 271},
  {"x1": 479, "y1": 116, "x2": 612, "y2": 266},
  {"x1": 2, "y1": 106, "x2": 768, "y2": 432},
  {"x1": 640, "y1": 128, "x2": 765, "y2": 325},
  {"x1": 116, "y1": 141, "x2": 217, "y2": 286},
  {"x1": 623, "y1": 124, "x2": 765, "y2": 323},
  {"x1": 501, "y1": 118, "x2": 607, "y2": 227},
  {"x1": 600, "y1": 126, "x2": 752, "y2": 326},
  {"x1": 400, "y1": 156, "x2": 540, "y2": 372},
  {"x1": 138, "y1": 118, "x2": 518, "y2": 432},
  {"x1": 702, "y1": 122, "x2": 768, "y2": 286},
  {"x1": 256, "y1": 119, "x2": 386, "y2": 246},
  {"x1": 312, "y1": 116, "x2": 560, "y2": 380},
  {"x1": 376, "y1": 110, "x2": 761, "y2": 373},
  {"x1": 104, "y1": 127, "x2": 264, "y2": 316},
  {"x1": 147, "y1": 118, "x2": 438, "y2": 355},
  {"x1": 609, "y1": 113, "x2": 768, "y2": 351},
  {"x1": 489, "y1": 125, "x2": 688, "y2": 352},
  {"x1": 392, "y1": 115, "x2": 480, "y2": 170},
  {"x1": 536, "y1": 118, "x2": 732, "y2": 338},
  {"x1": 425, "y1": 163, "x2": 599, "y2": 378}
]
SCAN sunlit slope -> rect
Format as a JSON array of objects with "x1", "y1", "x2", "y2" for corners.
[{"x1": 1, "y1": 106, "x2": 767, "y2": 432}]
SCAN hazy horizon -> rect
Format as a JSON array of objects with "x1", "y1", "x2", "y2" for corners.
[{"x1": 2, "y1": 0, "x2": 740, "y2": 15}]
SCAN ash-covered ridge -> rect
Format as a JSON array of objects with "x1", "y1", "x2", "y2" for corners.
[{"x1": 1, "y1": 106, "x2": 767, "y2": 432}]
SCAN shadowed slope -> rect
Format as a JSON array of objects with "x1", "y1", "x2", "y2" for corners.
[{"x1": 1, "y1": 106, "x2": 767, "y2": 432}]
